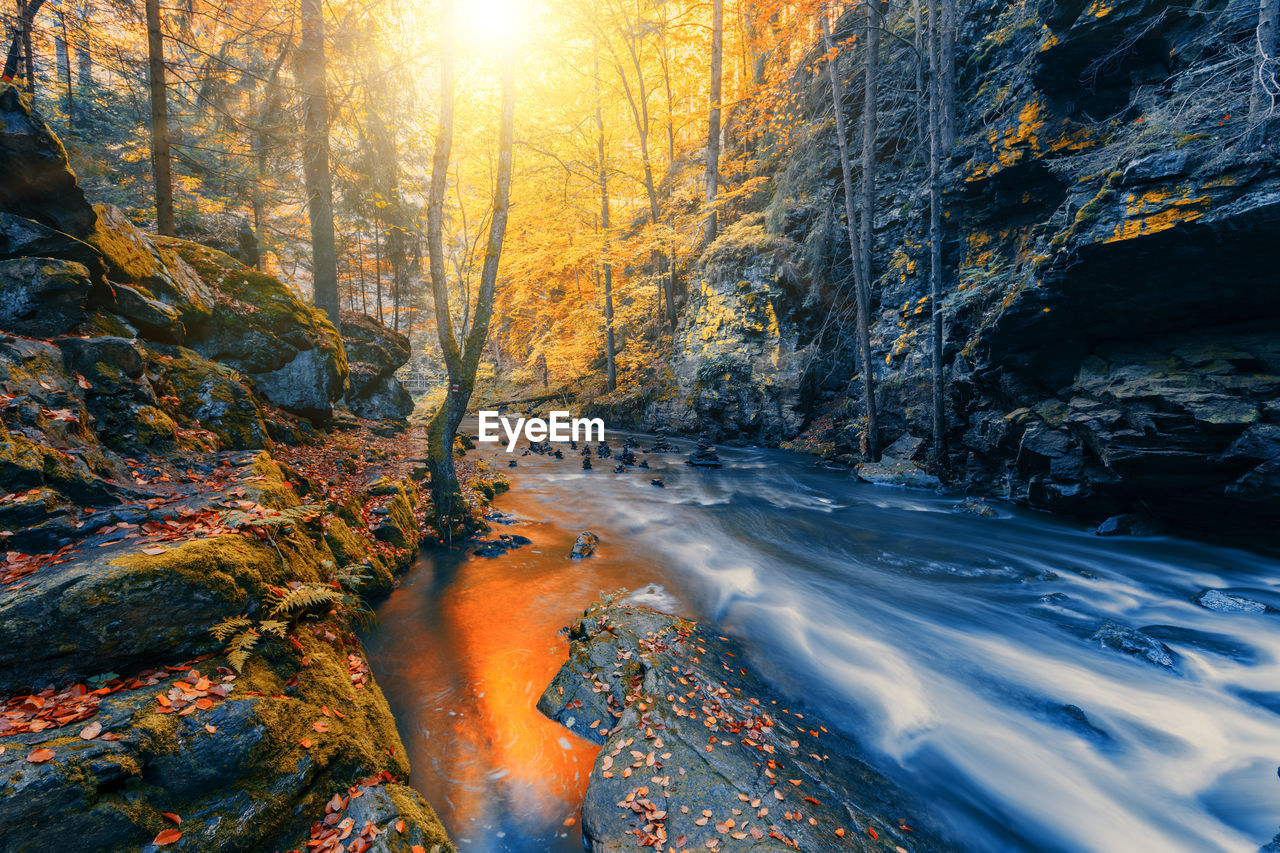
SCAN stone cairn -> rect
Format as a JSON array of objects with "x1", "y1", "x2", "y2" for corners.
[
  {"x1": 646, "y1": 431, "x2": 679, "y2": 453},
  {"x1": 684, "y1": 430, "x2": 722, "y2": 468}
]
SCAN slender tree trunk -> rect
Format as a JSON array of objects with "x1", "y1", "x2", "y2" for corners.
[
  {"x1": 4, "y1": 1, "x2": 44, "y2": 88},
  {"x1": 56, "y1": 11, "x2": 72, "y2": 129},
  {"x1": 75, "y1": 2, "x2": 91, "y2": 95},
  {"x1": 859, "y1": 0, "x2": 879, "y2": 344},
  {"x1": 299, "y1": 0, "x2": 340, "y2": 323},
  {"x1": 374, "y1": 214, "x2": 384, "y2": 324},
  {"x1": 939, "y1": 0, "x2": 956, "y2": 155},
  {"x1": 145, "y1": 0, "x2": 175, "y2": 235},
  {"x1": 822, "y1": 8, "x2": 878, "y2": 460},
  {"x1": 426, "y1": 0, "x2": 516, "y2": 531},
  {"x1": 595, "y1": 52, "x2": 617, "y2": 392},
  {"x1": 1249, "y1": 0, "x2": 1279, "y2": 144},
  {"x1": 704, "y1": 0, "x2": 723, "y2": 246},
  {"x1": 927, "y1": 0, "x2": 947, "y2": 467},
  {"x1": 912, "y1": 0, "x2": 926, "y2": 145}
]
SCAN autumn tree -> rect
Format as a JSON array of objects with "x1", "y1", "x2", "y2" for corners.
[
  {"x1": 703, "y1": 0, "x2": 723, "y2": 245},
  {"x1": 300, "y1": 0, "x2": 340, "y2": 324},
  {"x1": 144, "y1": 0, "x2": 175, "y2": 235},
  {"x1": 425, "y1": 0, "x2": 517, "y2": 527},
  {"x1": 822, "y1": 6, "x2": 878, "y2": 460}
]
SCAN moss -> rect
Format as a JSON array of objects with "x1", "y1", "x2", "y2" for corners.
[
  {"x1": 143, "y1": 343, "x2": 272, "y2": 451},
  {"x1": 133, "y1": 405, "x2": 179, "y2": 448}
]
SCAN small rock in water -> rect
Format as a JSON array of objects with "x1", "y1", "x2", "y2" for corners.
[
  {"x1": 596, "y1": 441, "x2": 612, "y2": 458},
  {"x1": 473, "y1": 534, "x2": 532, "y2": 558},
  {"x1": 1091, "y1": 622, "x2": 1175, "y2": 668},
  {"x1": 569, "y1": 531, "x2": 599, "y2": 559},
  {"x1": 612, "y1": 463, "x2": 625, "y2": 473},
  {"x1": 553, "y1": 448, "x2": 563, "y2": 459},
  {"x1": 508, "y1": 459, "x2": 517, "y2": 467},
  {"x1": 956, "y1": 496, "x2": 999, "y2": 517},
  {"x1": 582, "y1": 457, "x2": 592, "y2": 470},
  {"x1": 1193, "y1": 589, "x2": 1269, "y2": 613},
  {"x1": 638, "y1": 459, "x2": 648, "y2": 469},
  {"x1": 684, "y1": 429, "x2": 722, "y2": 468},
  {"x1": 650, "y1": 478, "x2": 664, "y2": 488},
  {"x1": 1095, "y1": 513, "x2": 1164, "y2": 537},
  {"x1": 580, "y1": 444, "x2": 591, "y2": 456}
]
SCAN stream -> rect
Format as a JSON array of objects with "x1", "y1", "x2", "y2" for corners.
[{"x1": 362, "y1": 433, "x2": 1280, "y2": 853}]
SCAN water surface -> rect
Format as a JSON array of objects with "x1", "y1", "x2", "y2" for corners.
[{"x1": 364, "y1": 434, "x2": 1280, "y2": 852}]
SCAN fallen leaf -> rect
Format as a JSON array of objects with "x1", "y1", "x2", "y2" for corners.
[
  {"x1": 300, "y1": 739, "x2": 312, "y2": 749},
  {"x1": 141, "y1": 547, "x2": 168, "y2": 556},
  {"x1": 26, "y1": 748, "x2": 55, "y2": 763},
  {"x1": 204, "y1": 724, "x2": 217, "y2": 734},
  {"x1": 563, "y1": 817, "x2": 576, "y2": 826},
  {"x1": 154, "y1": 828, "x2": 182, "y2": 845},
  {"x1": 79, "y1": 720, "x2": 102, "y2": 740},
  {"x1": 161, "y1": 812, "x2": 182, "y2": 824},
  {"x1": 394, "y1": 819, "x2": 405, "y2": 833}
]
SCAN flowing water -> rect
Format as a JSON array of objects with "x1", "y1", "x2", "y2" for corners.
[{"x1": 363, "y1": 433, "x2": 1280, "y2": 853}]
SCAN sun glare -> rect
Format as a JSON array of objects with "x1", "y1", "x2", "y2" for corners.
[{"x1": 458, "y1": 0, "x2": 523, "y2": 50}]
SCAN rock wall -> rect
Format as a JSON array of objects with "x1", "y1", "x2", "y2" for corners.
[
  {"x1": 669, "y1": 0, "x2": 1280, "y2": 531},
  {"x1": 642, "y1": 216, "x2": 816, "y2": 442}
]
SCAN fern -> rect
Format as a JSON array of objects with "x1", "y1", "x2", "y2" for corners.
[
  {"x1": 224, "y1": 628, "x2": 262, "y2": 673},
  {"x1": 270, "y1": 584, "x2": 344, "y2": 619},
  {"x1": 211, "y1": 616, "x2": 252, "y2": 642}
]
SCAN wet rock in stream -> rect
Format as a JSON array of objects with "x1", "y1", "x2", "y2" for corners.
[
  {"x1": 1090, "y1": 622, "x2": 1176, "y2": 669},
  {"x1": 538, "y1": 601, "x2": 954, "y2": 852},
  {"x1": 1193, "y1": 589, "x2": 1271, "y2": 614},
  {"x1": 570, "y1": 531, "x2": 599, "y2": 559}
]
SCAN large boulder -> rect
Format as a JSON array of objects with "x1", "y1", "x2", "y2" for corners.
[
  {"x1": 539, "y1": 600, "x2": 954, "y2": 852},
  {"x1": 0, "y1": 84, "x2": 98, "y2": 237},
  {"x1": 0, "y1": 257, "x2": 93, "y2": 337},
  {"x1": 0, "y1": 212, "x2": 106, "y2": 279},
  {"x1": 340, "y1": 311, "x2": 413, "y2": 420},
  {"x1": 160, "y1": 239, "x2": 348, "y2": 420}
]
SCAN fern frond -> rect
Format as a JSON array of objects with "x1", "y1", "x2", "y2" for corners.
[
  {"x1": 211, "y1": 616, "x2": 252, "y2": 642},
  {"x1": 259, "y1": 619, "x2": 289, "y2": 638},
  {"x1": 270, "y1": 584, "x2": 343, "y2": 619},
  {"x1": 225, "y1": 629, "x2": 261, "y2": 672}
]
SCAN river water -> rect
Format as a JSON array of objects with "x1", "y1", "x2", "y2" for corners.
[{"x1": 363, "y1": 433, "x2": 1280, "y2": 853}]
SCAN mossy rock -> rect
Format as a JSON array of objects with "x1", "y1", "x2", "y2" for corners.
[
  {"x1": 159, "y1": 238, "x2": 348, "y2": 419},
  {"x1": 144, "y1": 343, "x2": 271, "y2": 451}
]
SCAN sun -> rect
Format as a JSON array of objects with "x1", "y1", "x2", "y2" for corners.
[{"x1": 457, "y1": 0, "x2": 523, "y2": 51}]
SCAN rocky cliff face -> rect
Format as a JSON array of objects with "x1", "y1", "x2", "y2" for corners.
[
  {"x1": 0, "y1": 85, "x2": 448, "y2": 851},
  {"x1": 658, "y1": 0, "x2": 1280, "y2": 532}
]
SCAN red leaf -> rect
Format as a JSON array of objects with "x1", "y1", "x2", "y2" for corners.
[
  {"x1": 161, "y1": 812, "x2": 182, "y2": 824},
  {"x1": 26, "y1": 748, "x2": 55, "y2": 763},
  {"x1": 154, "y1": 828, "x2": 182, "y2": 845}
]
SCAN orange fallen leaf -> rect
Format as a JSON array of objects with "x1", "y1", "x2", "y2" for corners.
[
  {"x1": 141, "y1": 547, "x2": 168, "y2": 556},
  {"x1": 154, "y1": 828, "x2": 182, "y2": 845},
  {"x1": 79, "y1": 721, "x2": 102, "y2": 740},
  {"x1": 26, "y1": 748, "x2": 55, "y2": 763},
  {"x1": 835, "y1": 828, "x2": 845, "y2": 837},
  {"x1": 412, "y1": 846, "x2": 427, "y2": 853},
  {"x1": 563, "y1": 817, "x2": 576, "y2": 826},
  {"x1": 204, "y1": 724, "x2": 217, "y2": 734},
  {"x1": 394, "y1": 819, "x2": 405, "y2": 833},
  {"x1": 161, "y1": 812, "x2": 182, "y2": 824},
  {"x1": 312, "y1": 720, "x2": 329, "y2": 733},
  {"x1": 300, "y1": 739, "x2": 312, "y2": 749},
  {"x1": 868, "y1": 827, "x2": 878, "y2": 840}
]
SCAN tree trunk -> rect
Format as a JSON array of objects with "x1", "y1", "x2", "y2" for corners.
[
  {"x1": 821, "y1": 9, "x2": 879, "y2": 461},
  {"x1": 704, "y1": 0, "x2": 723, "y2": 246},
  {"x1": 912, "y1": 0, "x2": 926, "y2": 144},
  {"x1": 56, "y1": 11, "x2": 72, "y2": 129},
  {"x1": 299, "y1": 0, "x2": 340, "y2": 323},
  {"x1": 425, "y1": 0, "x2": 516, "y2": 532},
  {"x1": 374, "y1": 213, "x2": 383, "y2": 324},
  {"x1": 75, "y1": 2, "x2": 91, "y2": 96},
  {"x1": 5, "y1": 1, "x2": 44, "y2": 89},
  {"x1": 1249, "y1": 0, "x2": 1279, "y2": 143},
  {"x1": 927, "y1": 0, "x2": 947, "y2": 467},
  {"x1": 939, "y1": 0, "x2": 956, "y2": 155},
  {"x1": 595, "y1": 52, "x2": 617, "y2": 392},
  {"x1": 145, "y1": 0, "x2": 175, "y2": 235}
]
